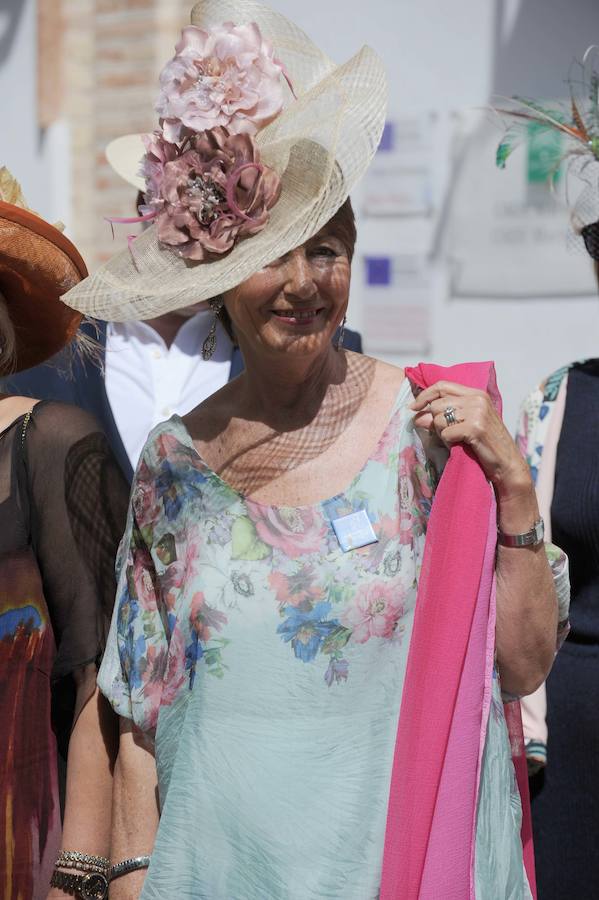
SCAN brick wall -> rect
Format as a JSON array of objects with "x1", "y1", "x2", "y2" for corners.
[{"x1": 61, "y1": 0, "x2": 190, "y2": 269}]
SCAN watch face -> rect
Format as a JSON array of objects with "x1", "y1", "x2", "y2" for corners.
[{"x1": 81, "y1": 872, "x2": 109, "y2": 900}]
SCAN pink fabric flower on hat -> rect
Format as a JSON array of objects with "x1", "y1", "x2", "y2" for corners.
[
  {"x1": 140, "y1": 132, "x2": 179, "y2": 206},
  {"x1": 156, "y1": 22, "x2": 286, "y2": 143},
  {"x1": 143, "y1": 126, "x2": 281, "y2": 260}
]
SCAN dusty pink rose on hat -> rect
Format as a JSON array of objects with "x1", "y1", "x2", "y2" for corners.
[
  {"x1": 140, "y1": 132, "x2": 179, "y2": 204},
  {"x1": 156, "y1": 21, "x2": 286, "y2": 143},
  {"x1": 143, "y1": 126, "x2": 281, "y2": 260}
]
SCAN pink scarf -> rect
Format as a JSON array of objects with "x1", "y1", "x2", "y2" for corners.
[{"x1": 380, "y1": 362, "x2": 535, "y2": 900}]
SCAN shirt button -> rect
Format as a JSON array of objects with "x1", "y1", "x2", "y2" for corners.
[
  {"x1": 152, "y1": 349, "x2": 162, "y2": 360},
  {"x1": 161, "y1": 407, "x2": 172, "y2": 416}
]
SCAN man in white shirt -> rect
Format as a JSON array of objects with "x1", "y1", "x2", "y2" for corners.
[{"x1": 105, "y1": 305, "x2": 232, "y2": 471}]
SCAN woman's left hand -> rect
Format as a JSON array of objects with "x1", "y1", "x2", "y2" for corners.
[
  {"x1": 412, "y1": 380, "x2": 559, "y2": 697},
  {"x1": 410, "y1": 380, "x2": 531, "y2": 500}
]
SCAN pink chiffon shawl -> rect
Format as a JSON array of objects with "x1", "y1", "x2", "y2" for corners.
[{"x1": 379, "y1": 362, "x2": 535, "y2": 900}]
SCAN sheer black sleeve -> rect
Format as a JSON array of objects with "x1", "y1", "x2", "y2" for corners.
[{"x1": 22, "y1": 401, "x2": 130, "y2": 683}]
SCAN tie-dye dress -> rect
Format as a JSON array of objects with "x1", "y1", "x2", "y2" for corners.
[{"x1": 99, "y1": 380, "x2": 561, "y2": 898}]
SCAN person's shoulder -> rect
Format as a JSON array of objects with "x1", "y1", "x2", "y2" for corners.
[
  {"x1": 517, "y1": 359, "x2": 592, "y2": 442},
  {"x1": 182, "y1": 379, "x2": 238, "y2": 434},
  {"x1": 27, "y1": 400, "x2": 105, "y2": 446},
  {"x1": 0, "y1": 396, "x2": 40, "y2": 435},
  {"x1": 0, "y1": 394, "x2": 39, "y2": 417},
  {"x1": 346, "y1": 352, "x2": 406, "y2": 399},
  {"x1": 5, "y1": 401, "x2": 112, "y2": 476},
  {"x1": 133, "y1": 413, "x2": 198, "y2": 483},
  {"x1": 540, "y1": 363, "x2": 571, "y2": 392},
  {"x1": 567, "y1": 357, "x2": 599, "y2": 378},
  {"x1": 374, "y1": 356, "x2": 405, "y2": 386},
  {"x1": 536, "y1": 359, "x2": 592, "y2": 402},
  {"x1": 358, "y1": 353, "x2": 403, "y2": 377}
]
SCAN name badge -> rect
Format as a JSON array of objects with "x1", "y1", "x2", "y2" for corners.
[{"x1": 331, "y1": 509, "x2": 378, "y2": 552}]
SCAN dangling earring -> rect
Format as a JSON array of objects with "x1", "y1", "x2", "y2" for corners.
[
  {"x1": 202, "y1": 296, "x2": 224, "y2": 360},
  {"x1": 335, "y1": 315, "x2": 347, "y2": 352}
]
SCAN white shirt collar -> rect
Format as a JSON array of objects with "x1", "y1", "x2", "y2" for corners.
[{"x1": 105, "y1": 311, "x2": 232, "y2": 470}]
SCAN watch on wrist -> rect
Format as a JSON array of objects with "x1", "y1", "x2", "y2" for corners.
[
  {"x1": 50, "y1": 869, "x2": 109, "y2": 900},
  {"x1": 497, "y1": 517, "x2": 545, "y2": 548}
]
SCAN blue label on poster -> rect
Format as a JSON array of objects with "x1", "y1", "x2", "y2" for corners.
[
  {"x1": 378, "y1": 121, "x2": 395, "y2": 152},
  {"x1": 365, "y1": 256, "x2": 392, "y2": 286}
]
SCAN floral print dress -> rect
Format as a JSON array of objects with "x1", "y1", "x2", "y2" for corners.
[{"x1": 99, "y1": 379, "x2": 532, "y2": 899}]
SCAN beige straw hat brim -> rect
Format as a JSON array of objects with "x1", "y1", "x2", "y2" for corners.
[
  {"x1": 105, "y1": 136, "x2": 147, "y2": 192},
  {"x1": 62, "y1": 0, "x2": 387, "y2": 322}
]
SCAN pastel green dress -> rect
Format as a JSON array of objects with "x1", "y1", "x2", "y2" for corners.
[{"x1": 99, "y1": 381, "x2": 533, "y2": 898}]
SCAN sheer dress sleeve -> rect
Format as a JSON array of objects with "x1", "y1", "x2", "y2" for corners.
[
  {"x1": 97, "y1": 445, "x2": 171, "y2": 738},
  {"x1": 22, "y1": 401, "x2": 129, "y2": 723}
]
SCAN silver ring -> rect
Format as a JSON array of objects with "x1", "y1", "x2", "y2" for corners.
[{"x1": 443, "y1": 406, "x2": 457, "y2": 426}]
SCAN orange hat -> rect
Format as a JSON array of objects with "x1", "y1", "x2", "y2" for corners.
[{"x1": 0, "y1": 171, "x2": 87, "y2": 372}]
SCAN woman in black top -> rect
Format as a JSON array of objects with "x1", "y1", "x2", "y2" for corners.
[
  {"x1": 499, "y1": 68, "x2": 599, "y2": 898},
  {"x1": 0, "y1": 174, "x2": 129, "y2": 899}
]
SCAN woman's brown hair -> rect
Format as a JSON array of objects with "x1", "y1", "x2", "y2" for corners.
[{"x1": 0, "y1": 294, "x2": 16, "y2": 376}]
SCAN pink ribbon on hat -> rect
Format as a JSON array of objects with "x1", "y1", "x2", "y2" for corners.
[{"x1": 104, "y1": 210, "x2": 157, "y2": 225}]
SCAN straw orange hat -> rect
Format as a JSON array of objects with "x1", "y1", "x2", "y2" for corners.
[
  {"x1": 61, "y1": 0, "x2": 387, "y2": 322},
  {"x1": 0, "y1": 169, "x2": 86, "y2": 372}
]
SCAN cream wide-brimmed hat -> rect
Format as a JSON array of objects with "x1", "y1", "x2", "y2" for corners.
[{"x1": 62, "y1": 0, "x2": 387, "y2": 322}]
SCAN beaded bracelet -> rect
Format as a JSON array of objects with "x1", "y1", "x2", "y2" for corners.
[
  {"x1": 56, "y1": 850, "x2": 110, "y2": 871},
  {"x1": 55, "y1": 856, "x2": 108, "y2": 875}
]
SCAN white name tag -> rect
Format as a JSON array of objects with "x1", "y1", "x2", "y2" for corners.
[{"x1": 331, "y1": 509, "x2": 378, "y2": 552}]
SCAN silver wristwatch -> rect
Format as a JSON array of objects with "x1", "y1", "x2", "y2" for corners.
[
  {"x1": 497, "y1": 517, "x2": 545, "y2": 548},
  {"x1": 49, "y1": 869, "x2": 109, "y2": 899}
]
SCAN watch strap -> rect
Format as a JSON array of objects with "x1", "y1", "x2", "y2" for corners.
[
  {"x1": 50, "y1": 869, "x2": 109, "y2": 900},
  {"x1": 497, "y1": 517, "x2": 545, "y2": 548}
]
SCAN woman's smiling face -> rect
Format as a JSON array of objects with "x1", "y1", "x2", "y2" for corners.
[{"x1": 223, "y1": 225, "x2": 351, "y2": 359}]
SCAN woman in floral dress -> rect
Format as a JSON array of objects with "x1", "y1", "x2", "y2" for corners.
[
  {"x1": 63, "y1": 2, "x2": 567, "y2": 897},
  {"x1": 98, "y1": 205, "x2": 566, "y2": 898}
]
